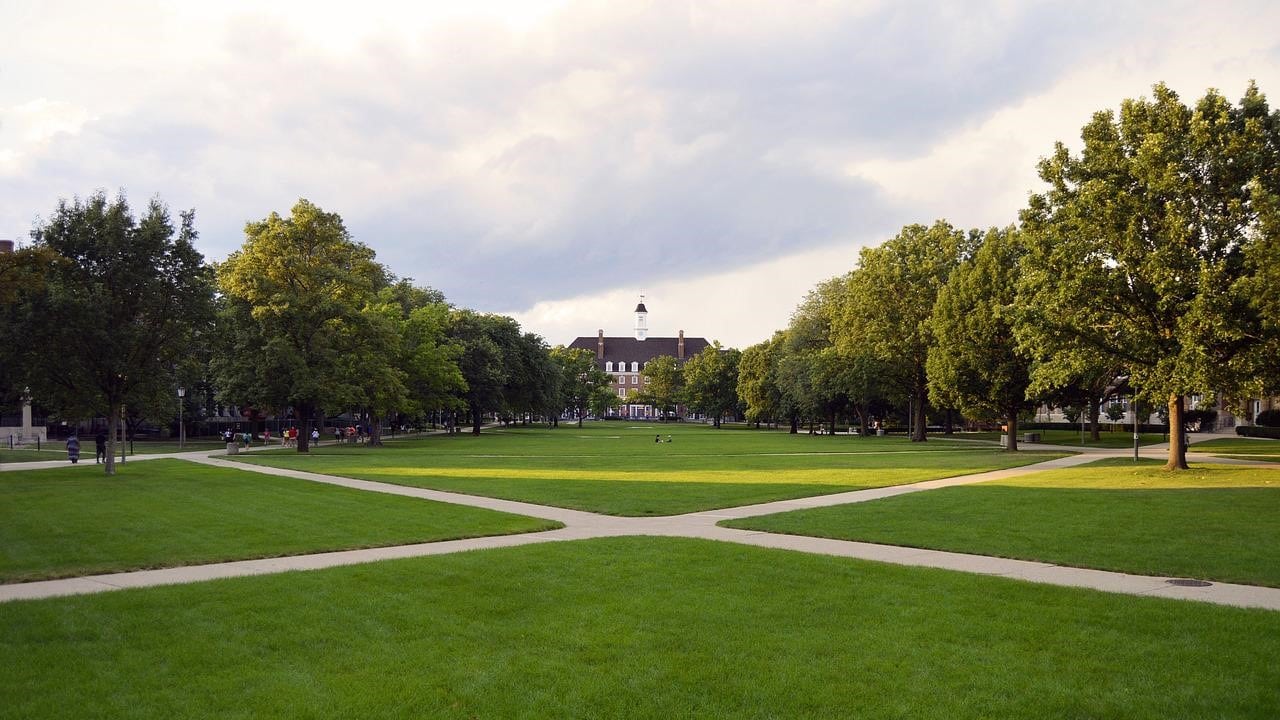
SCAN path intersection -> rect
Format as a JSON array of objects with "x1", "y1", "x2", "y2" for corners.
[{"x1": 3, "y1": 433, "x2": 1278, "y2": 611}]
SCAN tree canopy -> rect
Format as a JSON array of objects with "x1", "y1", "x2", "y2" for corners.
[
  {"x1": 1017, "y1": 82, "x2": 1280, "y2": 468},
  {"x1": 928, "y1": 227, "x2": 1035, "y2": 449},
  {"x1": 837, "y1": 221, "x2": 977, "y2": 441},
  {"x1": 682, "y1": 342, "x2": 741, "y2": 428},
  {"x1": 214, "y1": 199, "x2": 388, "y2": 451},
  {"x1": 15, "y1": 192, "x2": 214, "y2": 473}
]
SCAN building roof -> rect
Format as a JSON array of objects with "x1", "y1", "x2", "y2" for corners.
[
  {"x1": 634, "y1": 302, "x2": 648, "y2": 313},
  {"x1": 568, "y1": 335, "x2": 711, "y2": 366}
]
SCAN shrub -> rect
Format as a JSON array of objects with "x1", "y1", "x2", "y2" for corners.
[
  {"x1": 1237, "y1": 425, "x2": 1280, "y2": 439},
  {"x1": 1255, "y1": 409, "x2": 1280, "y2": 427},
  {"x1": 1105, "y1": 403, "x2": 1126, "y2": 422}
]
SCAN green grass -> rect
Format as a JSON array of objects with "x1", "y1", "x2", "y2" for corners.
[
  {"x1": 964, "y1": 428, "x2": 1167, "y2": 447},
  {"x1": 0, "y1": 447, "x2": 66, "y2": 463},
  {"x1": 0, "y1": 459, "x2": 559, "y2": 583},
  {"x1": 123, "y1": 439, "x2": 230, "y2": 454},
  {"x1": 1, "y1": 537, "x2": 1276, "y2": 719},
  {"x1": 726, "y1": 458, "x2": 1280, "y2": 586},
  {"x1": 1190, "y1": 437, "x2": 1280, "y2": 461},
  {"x1": 0, "y1": 439, "x2": 228, "y2": 463},
  {"x1": 231, "y1": 424, "x2": 1064, "y2": 516}
]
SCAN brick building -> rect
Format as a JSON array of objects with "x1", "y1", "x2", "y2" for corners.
[{"x1": 567, "y1": 299, "x2": 710, "y2": 419}]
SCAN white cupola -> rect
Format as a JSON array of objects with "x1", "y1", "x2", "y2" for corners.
[{"x1": 634, "y1": 295, "x2": 648, "y2": 341}]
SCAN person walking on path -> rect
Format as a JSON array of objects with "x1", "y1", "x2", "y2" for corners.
[
  {"x1": 311, "y1": 428, "x2": 320, "y2": 445},
  {"x1": 66, "y1": 435, "x2": 80, "y2": 464},
  {"x1": 94, "y1": 430, "x2": 107, "y2": 464}
]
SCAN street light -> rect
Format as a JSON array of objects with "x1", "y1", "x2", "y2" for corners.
[{"x1": 177, "y1": 387, "x2": 186, "y2": 449}]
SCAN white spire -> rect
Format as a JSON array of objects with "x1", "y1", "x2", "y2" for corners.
[{"x1": 634, "y1": 294, "x2": 648, "y2": 341}]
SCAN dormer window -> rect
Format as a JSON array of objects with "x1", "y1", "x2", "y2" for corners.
[
  {"x1": 630, "y1": 362, "x2": 638, "y2": 372},
  {"x1": 605, "y1": 361, "x2": 613, "y2": 372}
]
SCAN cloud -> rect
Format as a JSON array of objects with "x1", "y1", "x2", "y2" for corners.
[{"x1": 2, "y1": 0, "x2": 1280, "y2": 342}]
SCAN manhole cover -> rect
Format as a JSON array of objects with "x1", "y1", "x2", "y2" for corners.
[{"x1": 1166, "y1": 578, "x2": 1212, "y2": 587}]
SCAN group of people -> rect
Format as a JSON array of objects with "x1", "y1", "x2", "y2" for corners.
[
  {"x1": 65, "y1": 430, "x2": 108, "y2": 464},
  {"x1": 654, "y1": 434, "x2": 673, "y2": 443},
  {"x1": 335, "y1": 425, "x2": 371, "y2": 443}
]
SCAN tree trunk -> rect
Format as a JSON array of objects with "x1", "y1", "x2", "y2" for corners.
[
  {"x1": 828, "y1": 409, "x2": 837, "y2": 437},
  {"x1": 370, "y1": 415, "x2": 384, "y2": 446},
  {"x1": 912, "y1": 392, "x2": 927, "y2": 442},
  {"x1": 789, "y1": 412, "x2": 799, "y2": 434},
  {"x1": 1006, "y1": 412, "x2": 1019, "y2": 452},
  {"x1": 296, "y1": 403, "x2": 313, "y2": 453},
  {"x1": 1165, "y1": 394, "x2": 1190, "y2": 470},
  {"x1": 1089, "y1": 397, "x2": 1102, "y2": 441},
  {"x1": 104, "y1": 401, "x2": 120, "y2": 476},
  {"x1": 471, "y1": 403, "x2": 483, "y2": 435},
  {"x1": 944, "y1": 408, "x2": 954, "y2": 436}
]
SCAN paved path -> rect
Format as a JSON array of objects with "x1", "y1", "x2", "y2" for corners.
[{"x1": 4, "y1": 434, "x2": 1278, "y2": 610}]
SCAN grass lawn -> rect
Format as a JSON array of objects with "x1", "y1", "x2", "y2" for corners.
[
  {"x1": 1190, "y1": 437, "x2": 1280, "y2": 461},
  {"x1": 0, "y1": 460, "x2": 559, "y2": 583},
  {"x1": 0, "y1": 439, "x2": 230, "y2": 464},
  {"x1": 964, "y1": 428, "x2": 1167, "y2": 447},
  {"x1": 1, "y1": 537, "x2": 1276, "y2": 719},
  {"x1": 231, "y1": 424, "x2": 1064, "y2": 516},
  {"x1": 725, "y1": 458, "x2": 1280, "y2": 587},
  {"x1": 0, "y1": 447, "x2": 66, "y2": 463}
]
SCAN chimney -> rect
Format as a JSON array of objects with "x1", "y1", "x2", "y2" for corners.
[
  {"x1": 597, "y1": 329, "x2": 604, "y2": 360},
  {"x1": 678, "y1": 330, "x2": 685, "y2": 359}
]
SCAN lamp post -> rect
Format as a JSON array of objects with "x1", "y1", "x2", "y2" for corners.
[{"x1": 177, "y1": 387, "x2": 186, "y2": 449}]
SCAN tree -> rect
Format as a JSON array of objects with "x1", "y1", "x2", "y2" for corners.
[
  {"x1": 928, "y1": 227, "x2": 1037, "y2": 450},
  {"x1": 550, "y1": 346, "x2": 615, "y2": 426},
  {"x1": 14, "y1": 192, "x2": 214, "y2": 474},
  {"x1": 1017, "y1": 83, "x2": 1280, "y2": 469},
  {"x1": 737, "y1": 333, "x2": 785, "y2": 428},
  {"x1": 448, "y1": 310, "x2": 513, "y2": 434},
  {"x1": 683, "y1": 342, "x2": 741, "y2": 428},
  {"x1": 0, "y1": 244, "x2": 58, "y2": 411},
  {"x1": 214, "y1": 199, "x2": 387, "y2": 452},
  {"x1": 838, "y1": 221, "x2": 978, "y2": 441},
  {"x1": 387, "y1": 288, "x2": 466, "y2": 427},
  {"x1": 635, "y1": 355, "x2": 683, "y2": 420}
]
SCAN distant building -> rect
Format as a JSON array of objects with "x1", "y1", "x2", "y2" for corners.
[{"x1": 567, "y1": 298, "x2": 710, "y2": 419}]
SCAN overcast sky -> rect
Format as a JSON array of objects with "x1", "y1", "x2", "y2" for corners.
[{"x1": 4, "y1": 1, "x2": 1279, "y2": 348}]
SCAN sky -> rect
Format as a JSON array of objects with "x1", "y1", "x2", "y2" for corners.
[{"x1": 3, "y1": 0, "x2": 1279, "y2": 348}]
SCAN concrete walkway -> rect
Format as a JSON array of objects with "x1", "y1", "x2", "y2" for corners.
[{"x1": 4, "y1": 435, "x2": 1279, "y2": 610}]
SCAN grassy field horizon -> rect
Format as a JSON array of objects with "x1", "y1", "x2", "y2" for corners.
[{"x1": 231, "y1": 424, "x2": 1066, "y2": 515}]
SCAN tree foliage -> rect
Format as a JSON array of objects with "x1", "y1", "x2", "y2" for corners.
[
  {"x1": 838, "y1": 221, "x2": 977, "y2": 441},
  {"x1": 550, "y1": 346, "x2": 615, "y2": 426},
  {"x1": 635, "y1": 355, "x2": 683, "y2": 420},
  {"x1": 682, "y1": 342, "x2": 741, "y2": 428},
  {"x1": 928, "y1": 227, "x2": 1036, "y2": 449},
  {"x1": 737, "y1": 332, "x2": 785, "y2": 427},
  {"x1": 1017, "y1": 83, "x2": 1280, "y2": 469},
  {"x1": 214, "y1": 199, "x2": 388, "y2": 451},
  {"x1": 16, "y1": 192, "x2": 214, "y2": 474}
]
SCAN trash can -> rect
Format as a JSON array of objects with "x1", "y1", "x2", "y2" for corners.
[
  {"x1": 876, "y1": 428, "x2": 885, "y2": 436},
  {"x1": 226, "y1": 442, "x2": 239, "y2": 455},
  {"x1": 999, "y1": 435, "x2": 1009, "y2": 448}
]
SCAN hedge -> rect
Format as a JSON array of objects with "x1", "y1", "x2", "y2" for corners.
[{"x1": 1236, "y1": 425, "x2": 1280, "y2": 439}]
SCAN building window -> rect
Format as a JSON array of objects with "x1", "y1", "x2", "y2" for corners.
[
  {"x1": 618, "y1": 388, "x2": 626, "y2": 398},
  {"x1": 605, "y1": 361, "x2": 613, "y2": 372},
  {"x1": 631, "y1": 361, "x2": 638, "y2": 372},
  {"x1": 631, "y1": 375, "x2": 637, "y2": 385}
]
